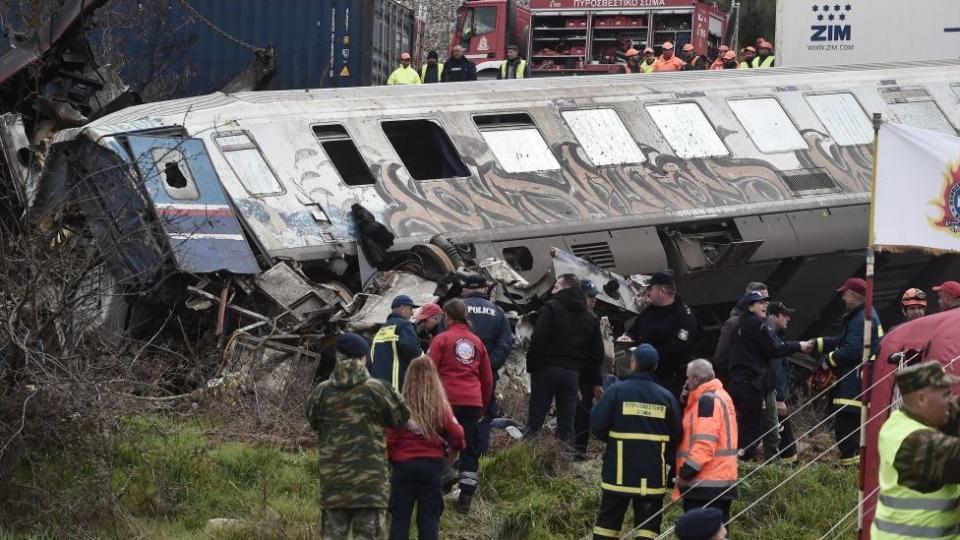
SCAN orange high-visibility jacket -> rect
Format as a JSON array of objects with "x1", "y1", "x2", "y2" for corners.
[{"x1": 673, "y1": 378, "x2": 739, "y2": 501}]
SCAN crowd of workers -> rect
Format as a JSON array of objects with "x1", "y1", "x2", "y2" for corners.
[
  {"x1": 306, "y1": 270, "x2": 960, "y2": 539},
  {"x1": 386, "y1": 37, "x2": 775, "y2": 85}
]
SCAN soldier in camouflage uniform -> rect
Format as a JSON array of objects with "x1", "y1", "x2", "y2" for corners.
[
  {"x1": 306, "y1": 332, "x2": 410, "y2": 540},
  {"x1": 872, "y1": 361, "x2": 960, "y2": 539}
]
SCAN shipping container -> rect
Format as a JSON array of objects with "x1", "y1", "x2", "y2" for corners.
[{"x1": 775, "y1": 0, "x2": 960, "y2": 67}]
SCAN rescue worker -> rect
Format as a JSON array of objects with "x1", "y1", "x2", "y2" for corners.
[
  {"x1": 727, "y1": 291, "x2": 808, "y2": 460},
  {"x1": 371, "y1": 295, "x2": 423, "y2": 391},
  {"x1": 624, "y1": 271, "x2": 699, "y2": 400},
  {"x1": 680, "y1": 43, "x2": 707, "y2": 71},
  {"x1": 653, "y1": 42, "x2": 685, "y2": 72},
  {"x1": 872, "y1": 361, "x2": 960, "y2": 540},
  {"x1": 498, "y1": 44, "x2": 526, "y2": 79},
  {"x1": 307, "y1": 333, "x2": 410, "y2": 540},
  {"x1": 901, "y1": 288, "x2": 928, "y2": 323},
  {"x1": 709, "y1": 45, "x2": 731, "y2": 70},
  {"x1": 674, "y1": 359, "x2": 738, "y2": 522},
  {"x1": 387, "y1": 52, "x2": 421, "y2": 85},
  {"x1": 590, "y1": 344, "x2": 681, "y2": 540},
  {"x1": 459, "y1": 273, "x2": 513, "y2": 452},
  {"x1": 442, "y1": 45, "x2": 477, "y2": 82},
  {"x1": 639, "y1": 47, "x2": 657, "y2": 73},
  {"x1": 526, "y1": 274, "x2": 604, "y2": 446},
  {"x1": 768, "y1": 302, "x2": 798, "y2": 463},
  {"x1": 620, "y1": 48, "x2": 641, "y2": 74},
  {"x1": 721, "y1": 50, "x2": 738, "y2": 69},
  {"x1": 427, "y1": 299, "x2": 493, "y2": 514},
  {"x1": 420, "y1": 50, "x2": 444, "y2": 83},
  {"x1": 812, "y1": 277, "x2": 882, "y2": 466},
  {"x1": 739, "y1": 46, "x2": 756, "y2": 69},
  {"x1": 714, "y1": 282, "x2": 769, "y2": 383},
  {"x1": 675, "y1": 507, "x2": 728, "y2": 540},
  {"x1": 934, "y1": 280, "x2": 960, "y2": 311},
  {"x1": 575, "y1": 280, "x2": 605, "y2": 460},
  {"x1": 752, "y1": 41, "x2": 775, "y2": 68},
  {"x1": 414, "y1": 302, "x2": 444, "y2": 351}
]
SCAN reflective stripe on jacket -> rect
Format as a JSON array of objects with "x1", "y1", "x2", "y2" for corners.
[
  {"x1": 499, "y1": 59, "x2": 526, "y2": 79},
  {"x1": 872, "y1": 410, "x2": 960, "y2": 539},
  {"x1": 673, "y1": 378, "x2": 739, "y2": 501},
  {"x1": 370, "y1": 313, "x2": 422, "y2": 390},
  {"x1": 815, "y1": 303, "x2": 883, "y2": 413}
]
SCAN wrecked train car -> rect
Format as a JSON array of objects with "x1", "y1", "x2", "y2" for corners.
[{"x1": 24, "y1": 60, "x2": 960, "y2": 340}]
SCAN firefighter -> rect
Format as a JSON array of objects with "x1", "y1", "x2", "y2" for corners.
[
  {"x1": 639, "y1": 47, "x2": 656, "y2": 73},
  {"x1": 752, "y1": 41, "x2": 775, "y2": 68},
  {"x1": 872, "y1": 361, "x2": 960, "y2": 540},
  {"x1": 900, "y1": 288, "x2": 928, "y2": 323},
  {"x1": 680, "y1": 43, "x2": 707, "y2": 71},
  {"x1": 420, "y1": 50, "x2": 444, "y2": 83},
  {"x1": 812, "y1": 277, "x2": 882, "y2": 466},
  {"x1": 934, "y1": 280, "x2": 960, "y2": 311},
  {"x1": 620, "y1": 48, "x2": 641, "y2": 74},
  {"x1": 370, "y1": 295, "x2": 423, "y2": 391},
  {"x1": 387, "y1": 52, "x2": 421, "y2": 85},
  {"x1": 498, "y1": 44, "x2": 526, "y2": 79},
  {"x1": 442, "y1": 45, "x2": 477, "y2": 82},
  {"x1": 709, "y1": 45, "x2": 731, "y2": 70},
  {"x1": 653, "y1": 42, "x2": 685, "y2": 72},
  {"x1": 738, "y1": 46, "x2": 756, "y2": 69},
  {"x1": 590, "y1": 344, "x2": 681, "y2": 540},
  {"x1": 673, "y1": 359, "x2": 738, "y2": 522}
]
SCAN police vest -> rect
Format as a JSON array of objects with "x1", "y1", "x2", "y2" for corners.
[
  {"x1": 751, "y1": 55, "x2": 775, "y2": 68},
  {"x1": 420, "y1": 63, "x2": 444, "y2": 82},
  {"x1": 372, "y1": 325, "x2": 403, "y2": 390},
  {"x1": 500, "y1": 59, "x2": 526, "y2": 79},
  {"x1": 873, "y1": 410, "x2": 960, "y2": 539},
  {"x1": 640, "y1": 61, "x2": 655, "y2": 74}
]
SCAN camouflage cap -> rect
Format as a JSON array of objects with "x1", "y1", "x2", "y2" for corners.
[{"x1": 895, "y1": 361, "x2": 960, "y2": 395}]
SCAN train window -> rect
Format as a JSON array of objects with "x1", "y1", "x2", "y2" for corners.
[
  {"x1": 728, "y1": 98, "x2": 807, "y2": 153},
  {"x1": 312, "y1": 125, "x2": 377, "y2": 186},
  {"x1": 473, "y1": 113, "x2": 561, "y2": 173},
  {"x1": 645, "y1": 103, "x2": 728, "y2": 158},
  {"x1": 150, "y1": 148, "x2": 199, "y2": 200},
  {"x1": 879, "y1": 87, "x2": 956, "y2": 135},
  {"x1": 213, "y1": 132, "x2": 283, "y2": 196},
  {"x1": 804, "y1": 93, "x2": 873, "y2": 146},
  {"x1": 561, "y1": 109, "x2": 644, "y2": 166},
  {"x1": 381, "y1": 120, "x2": 469, "y2": 180}
]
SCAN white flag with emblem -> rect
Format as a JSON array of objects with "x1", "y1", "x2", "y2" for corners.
[{"x1": 873, "y1": 123, "x2": 960, "y2": 254}]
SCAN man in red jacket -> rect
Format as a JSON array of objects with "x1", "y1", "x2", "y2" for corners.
[{"x1": 428, "y1": 298, "x2": 493, "y2": 514}]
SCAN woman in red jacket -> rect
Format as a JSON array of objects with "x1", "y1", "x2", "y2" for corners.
[
  {"x1": 387, "y1": 355, "x2": 465, "y2": 540},
  {"x1": 427, "y1": 298, "x2": 493, "y2": 514}
]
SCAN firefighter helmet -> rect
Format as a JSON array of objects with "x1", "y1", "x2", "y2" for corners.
[{"x1": 901, "y1": 288, "x2": 927, "y2": 308}]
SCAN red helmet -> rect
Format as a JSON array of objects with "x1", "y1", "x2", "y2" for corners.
[{"x1": 901, "y1": 288, "x2": 927, "y2": 308}]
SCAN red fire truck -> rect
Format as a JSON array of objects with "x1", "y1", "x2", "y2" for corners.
[{"x1": 451, "y1": 0, "x2": 729, "y2": 78}]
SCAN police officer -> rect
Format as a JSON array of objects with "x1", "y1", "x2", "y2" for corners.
[
  {"x1": 370, "y1": 295, "x2": 423, "y2": 391},
  {"x1": 590, "y1": 344, "x2": 681, "y2": 539},
  {"x1": 623, "y1": 271, "x2": 699, "y2": 400},
  {"x1": 812, "y1": 278, "x2": 882, "y2": 466},
  {"x1": 873, "y1": 361, "x2": 960, "y2": 539}
]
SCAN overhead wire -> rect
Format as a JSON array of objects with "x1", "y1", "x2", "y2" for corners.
[{"x1": 818, "y1": 486, "x2": 879, "y2": 540}]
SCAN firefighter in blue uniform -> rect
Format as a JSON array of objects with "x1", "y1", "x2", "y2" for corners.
[
  {"x1": 590, "y1": 344, "x2": 681, "y2": 539},
  {"x1": 370, "y1": 295, "x2": 423, "y2": 391},
  {"x1": 813, "y1": 278, "x2": 883, "y2": 466}
]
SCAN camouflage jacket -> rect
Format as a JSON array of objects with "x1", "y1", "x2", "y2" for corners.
[
  {"x1": 893, "y1": 398, "x2": 960, "y2": 492},
  {"x1": 306, "y1": 355, "x2": 409, "y2": 508}
]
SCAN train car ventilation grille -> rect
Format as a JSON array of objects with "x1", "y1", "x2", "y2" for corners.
[
  {"x1": 570, "y1": 242, "x2": 616, "y2": 269},
  {"x1": 777, "y1": 168, "x2": 842, "y2": 196}
]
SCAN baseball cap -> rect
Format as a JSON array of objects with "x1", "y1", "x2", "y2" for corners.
[
  {"x1": 768, "y1": 301, "x2": 795, "y2": 316},
  {"x1": 675, "y1": 507, "x2": 724, "y2": 540},
  {"x1": 744, "y1": 46, "x2": 756, "y2": 52},
  {"x1": 400, "y1": 52, "x2": 411, "y2": 60},
  {"x1": 723, "y1": 50, "x2": 736, "y2": 60},
  {"x1": 391, "y1": 294, "x2": 419, "y2": 309},
  {"x1": 661, "y1": 41, "x2": 674, "y2": 50},
  {"x1": 933, "y1": 280, "x2": 960, "y2": 299},
  {"x1": 895, "y1": 361, "x2": 960, "y2": 396},
  {"x1": 427, "y1": 50, "x2": 438, "y2": 59},
  {"x1": 837, "y1": 278, "x2": 867, "y2": 296},
  {"x1": 682, "y1": 43, "x2": 694, "y2": 52},
  {"x1": 740, "y1": 290, "x2": 770, "y2": 306},
  {"x1": 335, "y1": 333, "x2": 369, "y2": 358},
  {"x1": 632, "y1": 344, "x2": 659, "y2": 370},
  {"x1": 643, "y1": 47, "x2": 654, "y2": 54},
  {"x1": 625, "y1": 48, "x2": 640, "y2": 57},
  {"x1": 580, "y1": 280, "x2": 601, "y2": 297},
  {"x1": 718, "y1": 45, "x2": 730, "y2": 53},
  {"x1": 463, "y1": 273, "x2": 488, "y2": 289},
  {"x1": 415, "y1": 302, "x2": 443, "y2": 322},
  {"x1": 901, "y1": 288, "x2": 928, "y2": 307},
  {"x1": 648, "y1": 271, "x2": 675, "y2": 287}
]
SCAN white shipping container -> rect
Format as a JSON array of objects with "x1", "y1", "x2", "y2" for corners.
[{"x1": 775, "y1": 0, "x2": 960, "y2": 67}]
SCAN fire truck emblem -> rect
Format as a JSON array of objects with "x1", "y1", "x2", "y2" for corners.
[
  {"x1": 930, "y1": 158, "x2": 960, "y2": 235},
  {"x1": 478, "y1": 35, "x2": 489, "y2": 51}
]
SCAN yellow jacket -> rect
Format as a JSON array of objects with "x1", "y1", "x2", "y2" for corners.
[{"x1": 387, "y1": 66, "x2": 421, "y2": 85}]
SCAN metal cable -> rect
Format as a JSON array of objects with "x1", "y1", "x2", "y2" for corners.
[
  {"x1": 817, "y1": 486, "x2": 879, "y2": 540},
  {"x1": 174, "y1": 0, "x2": 261, "y2": 52}
]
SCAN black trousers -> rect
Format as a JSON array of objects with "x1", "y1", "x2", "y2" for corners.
[
  {"x1": 479, "y1": 375, "x2": 499, "y2": 453},
  {"x1": 683, "y1": 497, "x2": 732, "y2": 523},
  {"x1": 389, "y1": 459, "x2": 444, "y2": 540},
  {"x1": 593, "y1": 491, "x2": 664, "y2": 539},
  {"x1": 778, "y1": 412, "x2": 797, "y2": 460},
  {"x1": 728, "y1": 377, "x2": 763, "y2": 461},
  {"x1": 574, "y1": 378, "x2": 595, "y2": 457},
  {"x1": 453, "y1": 406, "x2": 482, "y2": 495},
  {"x1": 835, "y1": 411, "x2": 860, "y2": 464},
  {"x1": 526, "y1": 366, "x2": 580, "y2": 445}
]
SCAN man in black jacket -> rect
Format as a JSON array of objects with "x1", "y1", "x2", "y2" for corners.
[
  {"x1": 623, "y1": 272, "x2": 699, "y2": 400},
  {"x1": 526, "y1": 274, "x2": 604, "y2": 446},
  {"x1": 713, "y1": 281, "x2": 768, "y2": 382},
  {"x1": 441, "y1": 45, "x2": 477, "y2": 82}
]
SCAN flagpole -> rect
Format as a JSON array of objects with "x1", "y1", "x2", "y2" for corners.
[{"x1": 858, "y1": 112, "x2": 882, "y2": 540}]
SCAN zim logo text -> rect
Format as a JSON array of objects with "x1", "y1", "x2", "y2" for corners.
[{"x1": 810, "y1": 3, "x2": 852, "y2": 42}]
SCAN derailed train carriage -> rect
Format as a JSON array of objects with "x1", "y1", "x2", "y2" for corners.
[{"x1": 26, "y1": 60, "x2": 960, "y2": 343}]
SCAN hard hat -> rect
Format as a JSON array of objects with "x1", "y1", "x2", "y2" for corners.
[
  {"x1": 901, "y1": 288, "x2": 928, "y2": 308},
  {"x1": 625, "y1": 48, "x2": 640, "y2": 57},
  {"x1": 400, "y1": 52, "x2": 411, "y2": 60},
  {"x1": 743, "y1": 46, "x2": 756, "y2": 53},
  {"x1": 643, "y1": 47, "x2": 654, "y2": 55},
  {"x1": 718, "y1": 45, "x2": 730, "y2": 53},
  {"x1": 661, "y1": 41, "x2": 674, "y2": 50},
  {"x1": 723, "y1": 50, "x2": 736, "y2": 60},
  {"x1": 682, "y1": 43, "x2": 695, "y2": 52}
]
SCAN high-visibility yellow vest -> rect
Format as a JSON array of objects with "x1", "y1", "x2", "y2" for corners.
[
  {"x1": 420, "y1": 63, "x2": 444, "y2": 82},
  {"x1": 751, "y1": 55, "x2": 775, "y2": 68},
  {"x1": 372, "y1": 325, "x2": 402, "y2": 390},
  {"x1": 738, "y1": 61, "x2": 752, "y2": 69},
  {"x1": 872, "y1": 410, "x2": 960, "y2": 539},
  {"x1": 640, "y1": 61, "x2": 655, "y2": 74},
  {"x1": 500, "y1": 59, "x2": 526, "y2": 79},
  {"x1": 387, "y1": 66, "x2": 421, "y2": 85}
]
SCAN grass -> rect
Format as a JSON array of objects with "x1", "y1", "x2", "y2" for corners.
[{"x1": 0, "y1": 415, "x2": 859, "y2": 539}]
